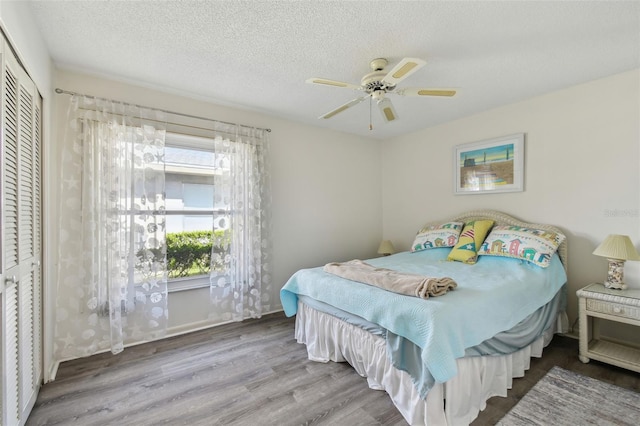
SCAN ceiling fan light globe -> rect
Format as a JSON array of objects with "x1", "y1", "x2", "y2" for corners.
[{"x1": 372, "y1": 90, "x2": 385, "y2": 101}]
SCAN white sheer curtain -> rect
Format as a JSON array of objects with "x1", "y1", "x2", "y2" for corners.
[
  {"x1": 55, "y1": 95, "x2": 169, "y2": 359},
  {"x1": 208, "y1": 125, "x2": 271, "y2": 322}
]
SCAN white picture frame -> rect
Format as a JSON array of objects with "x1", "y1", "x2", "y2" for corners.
[{"x1": 453, "y1": 133, "x2": 525, "y2": 195}]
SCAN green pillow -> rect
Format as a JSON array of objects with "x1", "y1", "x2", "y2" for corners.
[{"x1": 447, "y1": 220, "x2": 494, "y2": 264}]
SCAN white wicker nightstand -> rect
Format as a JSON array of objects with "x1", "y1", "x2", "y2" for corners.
[{"x1": 577, "y1": 283, "x2": 640, "y2": 373}]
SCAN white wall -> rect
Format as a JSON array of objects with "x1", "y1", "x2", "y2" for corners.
[
  {"x1": 0, "y1": 1, "x2": 52, "y2": 94},
  {"x1": 382, "y1": 69, "x2": 640, "y2": 343},
  {"x1": 52, "y1": 69, "x2": 382, "y2": 339}
]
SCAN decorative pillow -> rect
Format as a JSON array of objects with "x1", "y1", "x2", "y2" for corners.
[
  {"x1": 411, "y1": 222, "x2": 464, "y2": 252},
  {"x1": 478, "y1": 225, "x2": 565, "y2": 268},
  {"x1": 447, "y1": 220, "x2": 495, "y2": 264}
]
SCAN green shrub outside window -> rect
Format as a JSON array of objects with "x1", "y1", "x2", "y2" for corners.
[
  {"x1": 166, "y1": 229, "x2": 230, "y2": 278},
  {"x1": 137, "y1": 229, "x2": 231, "y2": 279}
]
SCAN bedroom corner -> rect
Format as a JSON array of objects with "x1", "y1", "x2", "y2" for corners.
[{"x1": 381, "y1": 68, "x2": 640, "y2": 346}]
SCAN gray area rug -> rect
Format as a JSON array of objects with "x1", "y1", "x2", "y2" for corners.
[{"x1": 498, "y1": 366, "x2": 640, "y2": 425}]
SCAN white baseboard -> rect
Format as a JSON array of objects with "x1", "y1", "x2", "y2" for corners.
[
  {"x1": 165, "y1": 308, "x2": 285, "y2": 338},
  {"x1": 46, "y1": 361, "x2": 60, "y2": 383}
]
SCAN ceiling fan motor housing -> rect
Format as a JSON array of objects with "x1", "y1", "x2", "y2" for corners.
[
  {"x1": 361, "y1": 58, "x2": 397, "y2": 93},
  {"x1": 361, "y1": 71, "x2": 395, "y2": 93}
]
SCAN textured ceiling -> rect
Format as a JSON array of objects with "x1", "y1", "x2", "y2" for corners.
[{"x1": 27, "y1": 1, "x2": 640, "y2": 140}]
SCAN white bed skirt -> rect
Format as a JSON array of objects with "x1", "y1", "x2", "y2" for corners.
[{"x1": 295, "y1": 301, "x2": 561, "y2": 426}]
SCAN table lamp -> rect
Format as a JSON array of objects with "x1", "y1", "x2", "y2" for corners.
[
  {"x1": 377, "y1": 240, "x2": 395, "y2": 256},
  {"x1": 592, "y1": 234, "x2": 640, "y2": 290}
]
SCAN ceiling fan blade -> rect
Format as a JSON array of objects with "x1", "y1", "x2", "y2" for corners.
[
  {"x1": 306, "y1": 77, "x2": 362, "y2": 91},
  {"x1": 396, "y1": 88, "x2": 457, "y2": 97},
  {"x1": 381, "y1": 58, "x2": 426, "y2": 86},
  {"x1": 319, "y1": 95, "x2": 369, "y2": 119},
  {"x1": 377, "y1": 97, "x2": 398, "y2": 122}
]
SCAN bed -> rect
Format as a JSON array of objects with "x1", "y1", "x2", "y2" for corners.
[{"x1": 280, "y1": 210, "x2": 569, "y2": 425}]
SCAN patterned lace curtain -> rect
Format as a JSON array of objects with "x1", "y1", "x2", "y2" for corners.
[
  {"x1": 55, "y1": 95, "x2": 168, "y2": 359},
  {"x1": 208, "y1": 125, "x2": 272, "y2": 322}
]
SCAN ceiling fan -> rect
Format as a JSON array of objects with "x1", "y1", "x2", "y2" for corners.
[{"x1": 306, "y1": 57, "x2": 456, "y2": 126}]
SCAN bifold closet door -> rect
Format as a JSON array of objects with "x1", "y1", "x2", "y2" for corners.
[{"x1": 1, "y1": 35, "x2": 43, "y2": 426}]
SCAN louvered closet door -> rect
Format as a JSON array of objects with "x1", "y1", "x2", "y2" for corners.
[{"x1": 1, "y1": 36, "x2": 43, "y2": 426}]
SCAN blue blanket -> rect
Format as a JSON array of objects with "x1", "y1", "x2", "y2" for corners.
[{"x1": 281, "y1": 249, "x2": 567, "y2": 384}]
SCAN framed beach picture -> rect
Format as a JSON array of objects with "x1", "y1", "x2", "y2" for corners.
[{"x1": 453, "y1": 133, "x2": 524, "y2": 195}]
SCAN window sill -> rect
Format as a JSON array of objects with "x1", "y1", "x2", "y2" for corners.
[{"x1": 168, "y1": 275, "x2": 210, "y2": 293}]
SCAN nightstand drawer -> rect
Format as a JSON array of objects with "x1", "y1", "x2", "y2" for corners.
[{"x1": 586, "y1": 299, "x2": 640, "y2": 321}]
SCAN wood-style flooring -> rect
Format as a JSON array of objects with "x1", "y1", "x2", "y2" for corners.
[{"x1": 27, "y1": 313, "x2": 639, "y2": 426}]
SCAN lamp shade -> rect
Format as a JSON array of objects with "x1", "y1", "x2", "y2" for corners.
[
  {"x1": 377, "y1": 240, "x2": 395, "y2": 256},
  {"x1": 593, "y1": 234, "x2": 640, "y2": 261}
]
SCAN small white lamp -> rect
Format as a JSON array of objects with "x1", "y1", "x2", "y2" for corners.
[
  {"x1": 592, "y1": 234, "x2": 640, "y2": 290},
  {"x1": 377, "y1": 240, "x2": 395, "y2": 256}
]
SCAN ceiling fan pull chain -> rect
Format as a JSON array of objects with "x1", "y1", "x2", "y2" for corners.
[{"x1": 369, "y1": 95, "x2": 373, "y2": 130}]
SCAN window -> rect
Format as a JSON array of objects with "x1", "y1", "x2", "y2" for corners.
[{"x1": 164, "y1": 133, "x2": 230, "y2": 291}]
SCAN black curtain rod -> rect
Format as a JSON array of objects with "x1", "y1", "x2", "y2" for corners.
[{"x1": 54, "y1": 88, "x2": 271, "y2": 133}]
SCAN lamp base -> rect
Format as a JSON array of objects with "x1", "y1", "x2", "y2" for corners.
[
  {"x1": 604, "y1": 259, "x2": 627, "y2": 290},
  {"x1": 604, "y1": 280, "x2": 628, "y2": 290}
]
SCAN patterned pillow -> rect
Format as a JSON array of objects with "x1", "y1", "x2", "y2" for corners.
[
  {"x1": 447, "y1": 220, "x2": 495, "y2": 264},
  {"x1": 478, "y1": 225, "x2": 565, "y2": 268},
  {"x1": 411, "y1": 222, "x2": 464, "y2": 252}
]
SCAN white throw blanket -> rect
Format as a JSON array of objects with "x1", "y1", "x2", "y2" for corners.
[{"x1": 323, "y1": 259, "x2": 457, "y2": 299}]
